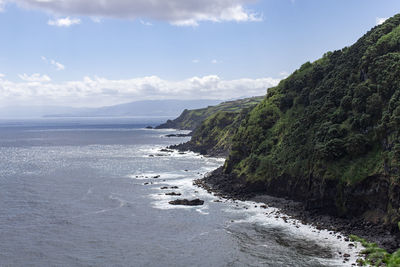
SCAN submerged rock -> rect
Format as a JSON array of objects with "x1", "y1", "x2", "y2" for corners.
[{"x1": 168, "y1": 199, "x2": 204, "y2": 206}]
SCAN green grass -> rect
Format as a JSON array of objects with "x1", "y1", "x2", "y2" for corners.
[{"x1": 350, "y1": 235, "x2": 400, "y2": 266}]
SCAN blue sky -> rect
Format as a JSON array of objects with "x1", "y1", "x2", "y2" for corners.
[{"x1": 0, "y1": 0, "x2": 399, "y2": 107}]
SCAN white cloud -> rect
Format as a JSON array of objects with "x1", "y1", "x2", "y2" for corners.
[
  {"x1": 140, "y1": 20, "x2": 152, "y2": 26},
  {"x1": 0, "y1": 0, "x2": 5, "y2": 11},
  {"x1": 48, "y1": 16, "x2": 81, "y2": 27},
  {"x1": 50, "y1": 59, "x2": 65, "y2": 71},
  {"x1": 18, "y1": 73, "x2": 51, "y2": 82},
  {"x1": 91, "y1": 17, "x2": 101, "y2": 23},
  {"x1": 10, "y1": 0, "x2": 261, "y2": 26},
  {"x1": 376, "y1": 17, "x2": 388, "y2": 25},
  {"x1": 211, "y1": 59, "x2": 219, "y2": 64},
  {"x1": 279, "y1": 71, "x2": 289, "y2": 77},
  {"x1": 0, "y1": 75, "x2": 280, "y2": 107},
  {"x1": 41, "y1": 57, "x2": 65, "y2": 71}
]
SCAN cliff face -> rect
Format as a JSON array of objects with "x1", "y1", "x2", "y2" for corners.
[
  {"x1": 156, "y1": 97, "x2": 264, "y2": 131},
  {"x1": 218, "y1": 14, "x2": 400, "y2": 229}
]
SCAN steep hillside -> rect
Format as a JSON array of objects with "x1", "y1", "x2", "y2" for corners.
[
  {"x1": 205, "y1": 14, "x2": 400, "y2": 232},
  {"x1": 156, "y1": 97, "x2": 263, "y2": 130}
]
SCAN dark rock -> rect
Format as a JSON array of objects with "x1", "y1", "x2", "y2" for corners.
[
  {"x1": 145, "y1": 126, "x2": 153, "y2": 129},
  {"x1": 169, "y1": 199, "x2": 204, "y2": 206},
  {"x1": 197, "y1": 167, "x2": 400, "y2": 252},
  {"x1": 170, "y1": 186, "x2": 179, "y2": 189},
  {"x1": 160, "y1": 186, "x2": 168, "y2": 189},
  {"x1": 165, "y1": 192, "x2": 181, "y2": 196},
  {"x1": 153, "y1": 175, "x2": 160, "y2": 178},
  {"x1": 165, "y1": 134, "x2": 191, "y2": 137},
  {"x1": 160, "y1": 149, "x2": 174, "y2": 153}
]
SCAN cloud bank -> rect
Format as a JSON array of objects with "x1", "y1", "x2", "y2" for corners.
[
  {"x1": 0, "y1": 74, "x2": 279, "y2": 107},
  {"x1": 11, "y1": 0, "x2": 261, "y2": 26}
]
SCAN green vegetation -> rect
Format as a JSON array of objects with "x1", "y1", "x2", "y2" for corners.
[
  {"x1": 219, "y1": 14, "x2": 400, "y2": 224},
  {"x1": 156, "y1": 96, "x2": 264, "y2": 130},
  {"x1": 161, "y1": 12, "x2": 400, "y2": 259},
  {"x1": 165, "y1": 13, "x2": 400, "y2": 229},
  {"x1": 167, "y1": 97, "x2": 263, "y2": 156},
  {"x1": 350, "y1": 235, "x2": 400, "y2": 266},
  {"x1": 179, "y1": 108, "x2": 252, "y2": 156}
]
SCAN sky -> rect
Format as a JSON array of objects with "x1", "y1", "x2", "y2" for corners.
[{"x1": 0, "y1": 0, "x2": 399, "y2": 107}]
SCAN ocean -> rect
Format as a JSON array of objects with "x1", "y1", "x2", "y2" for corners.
[{"x1": 0, "y1": 118, "x2": 361, "y2": 266}]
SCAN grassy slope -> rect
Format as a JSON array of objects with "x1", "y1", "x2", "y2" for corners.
[{"x1": 222, "y1": 14, "x2": 400, "y2": 225}]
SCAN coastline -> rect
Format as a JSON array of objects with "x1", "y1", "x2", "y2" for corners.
[
  {"x1": 195, "y1": 167, "x2": 398, "y2": 253},
  {"x1": 155, "y1": 136, "x2": 365, "y2": 265},
  {"x1": 164, "y1": 128, "x2": 398, "y2": 261}
]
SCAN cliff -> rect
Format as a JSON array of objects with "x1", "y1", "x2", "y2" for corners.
[
  {"x1": 161, "y1": 13, "x2": 400, "y2": 258},
  {"x1": 213, "y1": 14, "x2": 400, "y2": 232}
]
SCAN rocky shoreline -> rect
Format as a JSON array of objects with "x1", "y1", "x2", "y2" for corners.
[
  {"x1": 158, "y1": 123, "x2": 400, "y2": 254},
  {"x1": 194, "y1": 167, "x2": 399, "y2": 253}
]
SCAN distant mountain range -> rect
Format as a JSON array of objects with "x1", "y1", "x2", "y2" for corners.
[{"x1": 0, "y1": 99, "x2": 223, "y2": 118}]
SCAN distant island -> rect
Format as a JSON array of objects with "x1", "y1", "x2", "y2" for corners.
[
  {"x1": 0, "y1": 99, "x2": 222, "y2": 119},
  {"x1": 159, "y1": 13, "x2": 400, "y2": 265}
]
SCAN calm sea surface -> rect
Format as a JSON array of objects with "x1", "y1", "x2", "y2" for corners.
[{"x1": 0, "y1": 118, "x2": 360, "y2": 266}]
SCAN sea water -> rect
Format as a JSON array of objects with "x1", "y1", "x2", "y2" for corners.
[{"x1": 0, "y1": 118, "x2": 362, "y2": 266}]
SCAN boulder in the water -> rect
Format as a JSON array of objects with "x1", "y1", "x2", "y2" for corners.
[
  {"x1": 169, "y1": 199, "x2": 204, "y2": 206},
  {"x1": 165, "y1": 133, "x2": 190, "y2": 137},
  {"x1": 160, "y1": 149, "x2": 174, "y2": 153},
  {"x1": 165, "y1": 192, "x2": 181, "y2": 196}
]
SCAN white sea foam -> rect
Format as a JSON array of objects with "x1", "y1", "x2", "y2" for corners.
[{"x1": 222, "y1": 200, "x2": 363, "y2": 266}]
